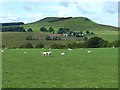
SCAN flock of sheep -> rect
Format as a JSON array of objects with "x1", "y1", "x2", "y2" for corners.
[
  {"x1": 0, "y1": 46, "x2": 116, "y2": 56},
  {"x1": 41, "y1": 48, "x2": 92, "y2": 56}
]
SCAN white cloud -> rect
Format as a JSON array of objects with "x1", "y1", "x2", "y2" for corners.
[
  {"x1": 58, "y1": 12, "x2": 65, "y2": 17},
  {"x1": 1, "y1": 0, "x2": 119, "y2": 2},
  {"x1": 0, "y1": 13, "x2": 44, "y2": 23},
  {"x1": 0, "y1": 13, "x2": 20, "y2": 22},
  {"x1": 103, "y1": 2, "x2": 118, "y2": 14},
  {"x1": 26, "y1": 13, "x2": 44, "y2": 21},
  {"x1": 1, "y1": 1, "x2": 119, "y2": 27},
  {"x1": 56, "y1": 1, "x2": 118, "y2": 27}
]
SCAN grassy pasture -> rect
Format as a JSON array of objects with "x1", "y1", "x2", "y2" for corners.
[{"x1": 2, "y1": 48, "x2": 118, "y2": 88}]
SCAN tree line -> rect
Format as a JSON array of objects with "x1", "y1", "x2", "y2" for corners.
[
  {"x1": 1, "y1": 22, "x2": 24, "y2": 26},
  {"x1": 40, "y1": 27, "x2": 94, "y2": 37},
  {"x1": 1, "y1": 26, "x2": 26, "y2": 32},
  {"x1": 1, "y1": 26, "x2": 94, "y2": 38}
]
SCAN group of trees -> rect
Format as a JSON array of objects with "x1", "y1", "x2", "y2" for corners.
[
  {"x1": 27, "y1": 28, "x2": 33, "y2": 32},
  {"x1": 1, "y1": 26, "x2": 26, "y2": 32},
  {"x1": 1, "y1": 26, "x2": 34, "y2": 32},
  {"x1": 57, "y1": 28, "x2": 69, "y2": 34},
  {"x1": 1, "y1": 25, "x2": 94, "y2": 38},
  {"x1": 1, "y1": 22, "x2": 24, "y2": 26},
  {"x1": 84, "y1": 37, "x2": 108, "y2": 48},
  {"x1": 40, "y1": 27, "x2": 70, "y2": 34},
  {"x1": 39, "y1": 27, "x2": 94, "y2": 38},
  {"x1": 40, "y1": 27, "x2": 55, "y2": 33}
]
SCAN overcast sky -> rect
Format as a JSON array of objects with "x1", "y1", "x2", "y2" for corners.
[{"x1": 0, "y1": 0, "x2": 119, "y2": 27}]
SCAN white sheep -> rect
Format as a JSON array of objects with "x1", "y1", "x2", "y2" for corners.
[
  {"x1": 41, "y1": 51, "x2": 52, "y2": 56},
  {"x1": 47, "y1": 51, "x2": 52, "y2": 56},
  {"x1": 112, "y1": 46, "x2": 115, "y2": 48},
  {"x1": 68, "y1": 48, "x2": 72, "y2": 51},
  {"x1": 87, "y1": 50, "x2": 91, "y2": 53},
  {"x1": 41, "y1": 51, "x2": 47, "y2": 56},
  {"x1": 61, "y1": 52, "x2": 65, "y2": 55}
]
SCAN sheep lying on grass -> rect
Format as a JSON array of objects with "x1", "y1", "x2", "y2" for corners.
[{"x1": 41, "y1": 51, "x2": 52, "y2": 56}]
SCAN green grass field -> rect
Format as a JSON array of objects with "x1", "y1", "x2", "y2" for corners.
[{"x1": 2, "y1": 48, "x2": 118, "y2": 88}]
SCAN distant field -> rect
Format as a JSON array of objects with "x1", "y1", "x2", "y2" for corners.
[
  {"x1": 92, "y1": 30, "x2": 118, "y2": 42},
  {"x1": 2, "y1": 48, "x2": 118, "y2": 88},
  {"x1": 2, "y1": 32, "x2": 77, "y2": 48},
  {"x1": 2, "y1": 30, "x2": 118, "y2": 48}
]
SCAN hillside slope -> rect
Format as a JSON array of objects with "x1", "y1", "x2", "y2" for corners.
[{"x1": 23, "y1": 17, "x2": 118, "y2": 32}]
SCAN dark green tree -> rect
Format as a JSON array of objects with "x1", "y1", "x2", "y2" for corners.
[
  {"x1": 86, "y1": 30, "x2": 90, "y2": 35},
  {"x1": 48, "y1": 27, "x2": 54, "y2": 33},
  {"x1": 57, "y1": 28, "x2": 69, "y2": 34},
  {"x1": 98, "y1": 40, "x2": 109, "y2": 47},
  {"x1": 40, "y1": 27, "x2": 48, "y2": 33}
]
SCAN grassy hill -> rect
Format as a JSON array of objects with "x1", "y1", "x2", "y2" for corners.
[
  {"x1": 24, "y1": 17, "x2": 118, "y2": 32},
  {"x1": 23, "y1": 17, "x2": 118, "y2": 42}
]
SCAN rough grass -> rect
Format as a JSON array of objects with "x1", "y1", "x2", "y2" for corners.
[
  {"x1": 2, "y1": 29, "x2": 119, "y2": 48},
  {"x1": 2, "y1": 48, "x2": 118, "y2": 88}
]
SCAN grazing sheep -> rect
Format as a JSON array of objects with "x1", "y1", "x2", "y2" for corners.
[
  {"x1": 61, "y1": 52, "x2": 65, "y2": 55},
  {"x1": 87, "y1": 50, "x2": 91, "y2": 53},
  {"x1": 24, "y1": 52, "x2": 27, "y2": 54}
]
